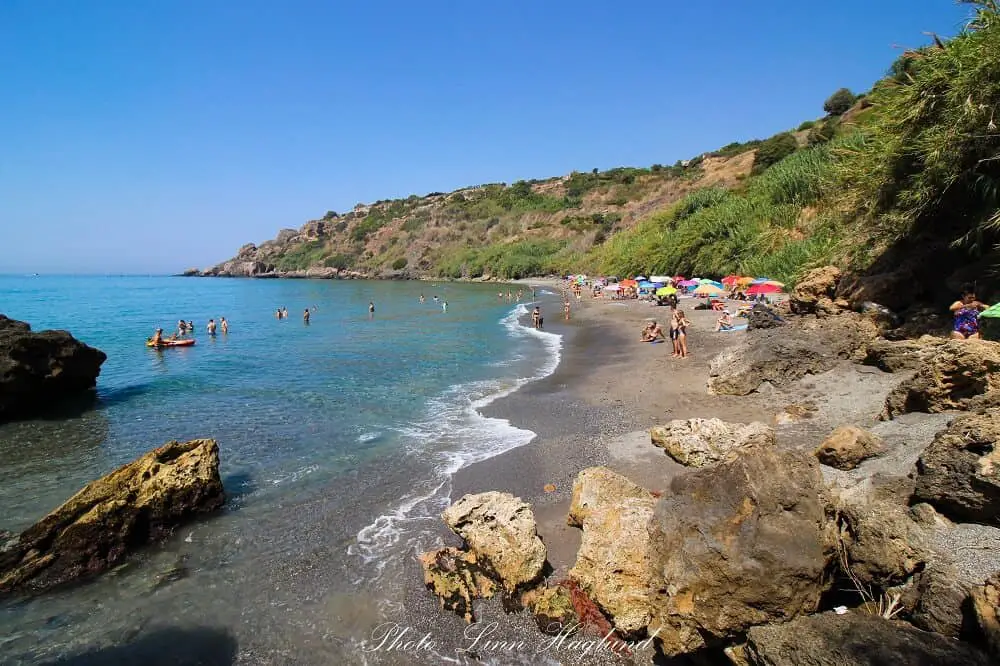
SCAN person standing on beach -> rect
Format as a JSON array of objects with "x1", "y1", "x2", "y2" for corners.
[
  {"x1": 220, "y1": 317, "x2": 229, "y2": 334},
  {"x1": 532, "y1": 306, "x2": 544, "y2": 329},
  {"x1": 564, "y1": 300, "x2": 571, "y2": 321},
  {"x1": 675, "y1": 308, "x2": 690, "y2": 358},
  {"x1": 369, "y1": 301, "x2": 375, "y2": 319}
]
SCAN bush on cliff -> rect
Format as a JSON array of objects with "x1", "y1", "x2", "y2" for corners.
[{"x1": 823, "y1": 87, "x2": 857, "y2": 116}]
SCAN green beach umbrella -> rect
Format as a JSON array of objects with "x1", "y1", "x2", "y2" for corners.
[
  {"x1": 656, "y1": 286, "x2": 677, "y2": 296},
  {"x1": 981, "y1": 303, "x2": 1000, "y2": 318}
]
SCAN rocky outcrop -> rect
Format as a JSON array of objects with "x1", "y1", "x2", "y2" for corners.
[
  {"x1": 746, "y1": 304, "x2": 785, "y2": 330},
  {"x1": 970, "y1": 572, "x2": 1000, "y2": 660},
  {"x1": 418, "y1": 547, "x2": 496, "y2": 623},
  {"x1": 815, "y1": 425, "x2": 885, "y2": 470},
  {"x1": 744, "y1": 611, "x2": 992, "y2": 666},
  {"x1": 835, "y1": 494, "x2": 929, "y2": 588},
  {"x1": 911, "y1": 408, "x2": 1000, "y2": 523},
  {"x1": 789, "y1": 266, "x2": 847, "y2": 315},
  {"x1": 441, "y1": 492, "x2": 546, "y2": 593},
  {"x1": 708, "y1": 313, "x2": 880, "y2": 395},
  {"x1": 647, "y1": 446, "x2": 833, "y2": 656},
  {"x1": 881, "y1": 340, "x2": 1000, "y2": 419},
  {"x1": 862, "y1": 336, "x2": 945, "y2": 373},
  {"x1": 906, "y1": 564, "x2": 971, "y2": 638},
  {"x1": 0, "y1": 315, "x2": 106, "y2": 423},
  {"x1": 0, "y1": 439, "x2": 224, "y2": 595},
  {"x1": 521, "y1": 584, "x2": 578, "y2": 635},
  {"x1": 567, "y1": 468, "x2": 655, "y2": 636},
  {"x1": 650, "y1": 418, "x2": 774, "y2": 467}
]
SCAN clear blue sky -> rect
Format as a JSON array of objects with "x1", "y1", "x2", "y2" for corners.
[{"x1": 0, "y1": 0, "x2": 972, "y2": 274}]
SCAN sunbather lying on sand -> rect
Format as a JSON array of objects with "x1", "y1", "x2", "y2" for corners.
[{"x1": 641, "y1": 321, "x2": 666, "y2": 342}]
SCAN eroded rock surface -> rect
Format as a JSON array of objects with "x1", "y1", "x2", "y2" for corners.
[
  {"x1": 815, "y1": 425, "x2": 885, "y2": 470},
  {"x1": 418, "y1": 547, "x2": 496, "y2": 623},
  {"x1": 650, "y1": 418, "x2": 774, "y2": 467}
]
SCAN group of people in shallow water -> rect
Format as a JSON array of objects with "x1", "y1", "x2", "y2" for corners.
[
  {"x1": 275, "y1": 306, "x2": 317, "y2": 322},
  {"x1": 640, "y1": 296, "x2": 690, "y2": 358},
  {"x1": 418, "y1": 294, "x2": 449, "y2": 312},
  {"x1": 150, "y1": 316, "x2": 229, "y2": 345}
]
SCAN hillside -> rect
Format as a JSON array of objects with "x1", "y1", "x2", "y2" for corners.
[
  {"x1": 199, "y1": 151, "x2": 755, "y2": 280},
  {"x1": 201, "y1": 1, "x2": 1000, "y2": 314}
]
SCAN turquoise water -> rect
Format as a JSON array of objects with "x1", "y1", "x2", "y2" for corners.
[{"x1": 0, "y1": 276, "x2": 561, "y2": 664}]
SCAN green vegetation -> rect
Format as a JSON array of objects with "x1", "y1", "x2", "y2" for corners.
[
  {"x1": 435, "y1": 239, "x2": 567, "y2": 279},
  {"x1": 391, "y1": 257, "x2": 408, "y2": 270},
  {"x1": 823, "y1": 88, "x2": 857, "y2": 116},
  {"x1": 752, "y1": 132, "x2": 799, "y2": 174}
]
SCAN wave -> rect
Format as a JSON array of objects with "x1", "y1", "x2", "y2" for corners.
[{"x1": 350, "y1": 303, "x2": 562, "y2": 581}]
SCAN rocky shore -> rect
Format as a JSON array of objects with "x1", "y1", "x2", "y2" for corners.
[{"x1": 409, "y1": 269, "x2": 1000, "y2": 664}]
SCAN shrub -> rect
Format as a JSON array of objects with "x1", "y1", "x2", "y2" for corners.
[
  {"x1": 323, "y1": 253, "x2": 353, "y2": 269},
  {"x1": 323, "y1": 210, "x2": 339, "y2": 220},
  {"x1": 823, "y1": 88, "x2": 857, "y2": 116},
  {"x1": 797, "y1": 120, "x2": 816, "y2": 131},
  {"x1": 752, "y1": 132, "x2": 799, "y2": 174},
  {"x1": 391, "y1": 257, "x2": 408, "y2": 270}
]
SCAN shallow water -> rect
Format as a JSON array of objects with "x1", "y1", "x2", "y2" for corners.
[{"x1": 0, "y1": 276, "x2": 561, "y2": 664}]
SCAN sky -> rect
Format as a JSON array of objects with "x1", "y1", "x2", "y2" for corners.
[{"x1": 0, "y1": 0, "x2": 974, "y2": 274}]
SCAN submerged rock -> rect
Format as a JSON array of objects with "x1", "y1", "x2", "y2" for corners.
[
  {"x1": 881, "y1": 340, "x2": 1000, "y2": 419},
  {"x1": 567, "y1": 467, "x2": 655, "y2": 636},
  {"x1": 650, "y1": 418, "x2": 774, "y2": 467},
  {"x1": 912, "y1": 408, "x2": 1000, "y2": 524},
  {"x1": 418, "y1": 547, "x2": 496, "y2": 623},
  {"x1": 0, "y1": 439, "x2": 224, "y2": 595},
  {"x1": 815, "y1": 425, "x2": 886, "y2": 470},
  {"x1": 441, "y1": 492, "x2": 546, "y2": 593},
  {"x1": 0, "y1": 315, "x2": 106, "y2": 423},
  {"x1": 744, "y1": 611, "x2": 992, "y2": 666},
  {"x1": 647, "y1": 446, "x2": 833, "y2": 656}
]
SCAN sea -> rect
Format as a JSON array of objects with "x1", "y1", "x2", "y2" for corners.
[{"x1": 0, "y1": 276, "x2": 562, "y2": 665}]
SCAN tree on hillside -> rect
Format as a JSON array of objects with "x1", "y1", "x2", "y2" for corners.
[
  {"x1": 823, "y1": 88, "x2": 857, "y2": 116},
  {"x1": 323, "y1": 210, "x2": 339, "y2": 220},
  {"x1": 752, "y1": 132, "x2": 798, "y2": 173}
]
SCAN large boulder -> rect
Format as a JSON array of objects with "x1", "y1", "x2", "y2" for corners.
[
  {"x1": 0, "y1": 439, "x2": 224, "y2": 595},
  {"x1": 911, "y1": 408, "x2": 1000, "y2": 524},
  {"x1": 650, "y1": 418, "x2": 774, "y2": 467},
  {"x1": 418, "y1": 547, "x2": 496, "y2": 623},
  {"x1": 441, "y1": 492, "x2": 546, "y2": 593},
  {"x1": 0, "y1": 315, "x2": 106, "y2": 423},
  {"x1": 567, "y1": 468, "x2": 656, "y2": 636},
  {"x1": 647, "y1": 446, "x2": 834, "y2": 656},
  {"x1": 521, "y1": 584, "x2": 578, "y2": 635},
  {"x1": 970, "y1": 572, "x2": 1000, "y2": 660},
  {"x1": 835, "y1": 494, "x2": 929, "y2": 588},
  {"x1": 862, "y1": 336, "x2": 946, "y2": 373},
  {"x1": 906, "y1": 564, "x2": 972, "y2": 639},
  {"x1": 744, "y1": 611, "x2": 992, "y2": 666},
  {"x1": 708, "y1": 313, "x2": 879, "y2": 396},
  {"x1": 814, "y1": 425, "x2": 885, "y2": 470},
  {"x1": 881, "y1": 340, "x2": 1000, "y2": 419},
  {"x1": 789, "y1": 265, "x2": 845, "y2": 315},
  {"x1": 746, "y1": 304, "x2": 786, "y2": 330}
]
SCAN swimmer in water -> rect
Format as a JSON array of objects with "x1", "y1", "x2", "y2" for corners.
[
  {"x1": 207, "y1": 319, "x2": 217, "y2": 335},
  {"x1": 303, "y1": 308, "x2": 310, "y2": 323},
  {"x1": 220, "y1": 317, "x2": 229, "y2": 334},
  {"x1": 442, "y1": 301, "x2": 448, "y2": 313},
  {"x1": 419, "y1": 294, "x2": 425, "y2": 303},
  {"x1": 369, "y1": 301, "x2": 375, "y2": 318}
]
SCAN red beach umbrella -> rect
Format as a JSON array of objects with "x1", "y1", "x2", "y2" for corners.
[{"x1": 746, "y1": 283, "x2": 783, "y2": 295}]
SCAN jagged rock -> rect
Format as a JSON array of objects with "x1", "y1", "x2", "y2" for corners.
[
  {"x1": 744, "y1": 611, "x2": 992, "y2": 666},
  {"x1": 418, "y1": 547, "x2": 496, "y2": 623},
  {"x1": 885, "y1": 306, "x2": 951, "y2": 341},
  {"x1": 567, "y1": 466, "x2": 651, "y2": 528},
  {"x1": 441, "y1": 492, "x2": 546, "y2": 593},
  {"x1": 815, "y1": 425, "x2": 885, "y2": 470},
  {"x1": 708, "y1": 314, "x2": 879, "y2": 395},
  {"x1": 862, "y1": 336, "x2": 946, "y2": 373},
  {"x1": 650, "y1": 418, "x2": 774, "y2": 467},
  {"x1": 835, "y1": 494, "x2": 929, "y2": 588},
  {"x1": 647, "y1": 446, "x2": 833, "y2": 656},
  {"x1": 0, "y1": 315, "x2": 107, "y2": 423},
  {"x1": 971, "y1": 572, "x2": 1000, "y2": 659},
  {"x1": 789, "y1": 265, "x2": 843, "y2": 315},
  {"x1": 181, "y1": 268, "x2": 200, "y2": 277},
  {"x1": 521, "y1": 584, "x2": 578, "y2": 635},
  {"x1": 906, "y1": 564, "x2": 971, "y2": 638},
  {"x1": 909, "y1": 502, "x2": 952, "y2": 528},
  {"x1": 568, "y1": 467, "x2": 656, "y2": 636},
  {"x1": 880, "y1": 340, "x2": 1000, "y2": 419},
  {"x1": 746, "y1": 304, "x2": 785, "y2": 330},
  {"x1": 912, "y1": 408, "x2": 1000, "y2": 523},
  {"x1": 0, "y1": 439, "x2": 224, "y2": 595}
]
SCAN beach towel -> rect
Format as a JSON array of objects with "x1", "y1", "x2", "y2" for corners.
[{"x1": 717, "y1": 324, "x2": 748, "y2": 333}]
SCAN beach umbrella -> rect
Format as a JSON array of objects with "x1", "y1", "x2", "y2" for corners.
[
  {"x1": 656, "y1": 286, "x2": 678, "y2": 296},
  {"x1": 722, "y1": 275, "x2": 742, "y2": 285},
  {"x1": 678, "y1": 279, "x2": 698, "y2": 287},
  {"x1": 761, "y1": 280, "x2": 785, "y2": 288},
  {"x1": 634, "y1": 276, "x2": 647, "y2": 281},
  {"x1": 638, "y1": 281, "x2": 655, "y2": 289},
  {"x1": 651, "y1": 282, "x2": 665, "y2": 288},
  {"x1": 980, "y1": 303, "x2": 1000, "y2": 318},
  {"x1": 693, "y1": 284, "x2": 725, "y2": 296},
  {"x1": 620, "y1": 279, "x2": 638, "y2": 287},
  {"x1": 650, "y1": 275, "x2": 671, "y2": 284},
  {"x1": 703, "y1": 280, "x2": 725, "y2": 289},
  {"x1": 751, "y1": 277, "x2": 771, "y2": 284},
  {"x1": 603, "y1": 284, "x2": 621, "y2": 292},
  {"x1": 746, "y1": 283, "x2": 782, "y2": 295}
]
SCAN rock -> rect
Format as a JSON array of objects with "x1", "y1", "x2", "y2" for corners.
[
  {"x1": 789, "y1": 265, "x2": 843, "y2": 315},
  {"x1": 744, "y1": 611, "x2": 992, "y2": 666},
  {"x1": 568, "y1": 469, "x2": 656, "y2": 636},
  {"x1": 746, "y1": 304, "x2": 785, "y2": 330},
  {"x1": 647, "y1": 446, "x2": 833, "y2": 656},
  {"x1": 909, "y1": 502, "x2": 952, "y2": 528},
  {"x1": 0, "y1": 439, "x2": 224, "y2": 595},
  {"x1": 650, "y1": 418, "x2": 775, "y2": 467},
  {"x1": 815, "y1": 425, "x2": 885, "y2": 470},
  {"x1": 885, "y1": 306, "x2": 951, "y2": 341},
  {"x1": 418, "y1": 547, "x2": 496, "y2": 623},
  {"x1": 970, "y1": 572, "x2": 1000, "y2": 659},
  {"x1": 835, "y1": 494, "x2": 929, "y2": 588},
  {"x1": 567, "y1": 466, "x2": 651, "y2": 528},
  {"x1": 441, "y1": 492, "x2": 546, "y2": 593},
  {"x1": 859, "y1": 302, "x2": 900, "y2": 330},
  {"x1": 0, "y1": 315, "x2": 107, "y2": 423},
  {"x1": 708, "y1": 313, "x2": 880, "y2": 395},
  {"x1": 521, "y1": 584, "x2": 578, "y2": 635},
  {"x1": 774, "y1": 402, "x2": 817, "y2": 425},
  {"x1": 880, "y1": 340, "x2": 1000, "y2": 419},
  {"x1": 862, "y1": 336, "x2": 945, "y2": 373},
  {"x1": 912, "y1": 408, "x2": 1000, "y2": 524},
  {"x1": 180, "y1": 268, "x2": 200, "y2": 277},
  {"x1": 907, "y1": 564, "x2": 971, "y2": 638}
]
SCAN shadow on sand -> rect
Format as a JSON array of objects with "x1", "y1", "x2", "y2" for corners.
[{"x1": 42, "y1": 627, "x2": 238, "y2": 666}]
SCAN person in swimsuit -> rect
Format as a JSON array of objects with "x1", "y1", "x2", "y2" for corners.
[
  {"x1": 669, "y1": 308, "x2": 682, "y2": 357},
  {"x1": 564, "y1": 300, "x2": 571, "y2": 321},
  {"x1": 641, "y1": 320, "x2": 665, "y2": 342},
  {"x1": 276, "y1": 308, "x2": 283, "y2": 320},
  {"x1": 220, "y1": 317, "x2": 229, "y2": 334},
  {"x1": 207, "y1": 319, "x2": 217, "y2": 335},
  {"x1": 150, "y1": 328, "x2": 164, "y2": 346},
  {"x1": 531, "y1": 306, "x2": 541, "y2": 329},
  {"x1": 419, "y1": 294, "x2": 425, "y2": 303},
  {"x1": 442, "y1": 301, "x2": 448, "y2": 313},
  {"x1": 675, "y1": 308, "x2": 691, "y2": 358},
  {"x1": 303, "y1": 308, "x2": 310, "y2": 324},
  {"x1": 950, "y1": 285, "x2": 987, "y2": 339},
  {"x1": 715, "y1": 310, "x2": 734, "y2": 332}
]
